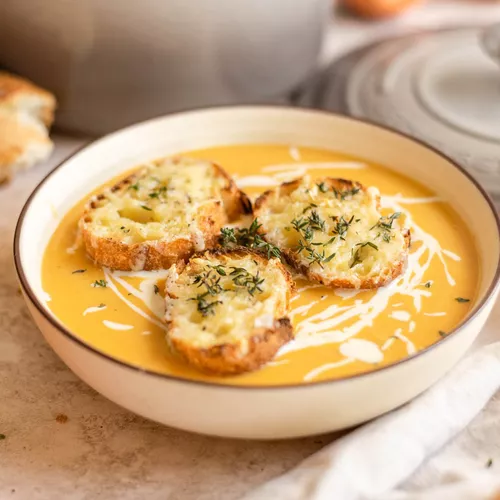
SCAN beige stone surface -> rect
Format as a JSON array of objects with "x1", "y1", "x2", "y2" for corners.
[{"x1": 0, "y1": 136, "x2": 332, "y2": 500}]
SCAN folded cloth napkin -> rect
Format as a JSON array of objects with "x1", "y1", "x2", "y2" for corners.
[{"x1": 241, "y1": 342, "x2": 500, "y2": 500}]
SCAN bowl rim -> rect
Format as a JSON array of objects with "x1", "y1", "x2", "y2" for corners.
[{"x1": 13, "y1": 105, "x2": 500, "y2": 391}]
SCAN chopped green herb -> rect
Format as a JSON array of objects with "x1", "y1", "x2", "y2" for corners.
[
  {"x1": 486, "y1": 458, "x2": 493, "y2": 468},
  {"x1": 210, "y1": 265, "x2": 227, "y2": 276},
  {"x1": 424, "y1": 281, "x2": 432, "y2": 288},
  {"x1": 307, "y1": 211, "x2": 326, "y2": 232},
  {"x1": 292, "y1": 211, "x2": 336, "y2": 267},
  {"x1": 296, "y1": 240, "x2": 336, "y2": 268},
  {"x1": 129, "y1": 182, "x2": 140, "y2": 191},
  {"x1": 438, "y1": 330, "x2": 447, "y2": 337},
  {"x1": 220, "y1": 227, "x2": 237, "y2": 246},
  {"x1": 219, "y1": 219, "x2": 281, "y2": 260},
  {"x1": 230, "y1": 267, "x2": 265, "y2": 296},
  {"x1": 372, "y1": 212, "x2": 401, "y2": 232},
  {"x1": 193, "y1": 270, "x2": 223, "y2": 296},
  {"x1": 72, "y1": 269, "x2": 87, "y2": 274},
  {"x1": 455, "y1": 297, "x2": 470, "y2": 303},
  {"x1": 154, "y1": 285, "x2": 160, "y2": 295},
  {"x1": 291, "y1": 216, "x2": 308, "y2": 232},
  {"x1": 141, "y1": 205, "x2": 152, "y2": 211},
  {"x1": 93, "y1": 279, "x2": 107, "y2": 288},
  {"x1": 349, "y1": 241, "x2": 378, "y2": 268},
  {"x1": 189, "y1": 293, "x2": 222, "y2": 317},
  {"x1": 333, "y1": 186, "x2": 360, "y2": 200},
  {"x1": 350, "y1": 248, "x2": 362, "y2": 268},
  {"x1": 332, "y1": 215, "x2": 354, "y2": 240},
  {"x1": 147, "y1": 185, "x2": 168, "y2": 200},
  {"x1": 302, "y1": 203, "x2": 318, "y2": 214},
  {"x1": 317, "y1": 182, "x2": 329, "y2": 193},
  {"x1": 361, "y1": 241, "x2": 378, "y2": 251}
]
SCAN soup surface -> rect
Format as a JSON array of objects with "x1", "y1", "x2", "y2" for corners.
[{"x1": 42, "y1": 145, "x2": 479, "y2": 386}]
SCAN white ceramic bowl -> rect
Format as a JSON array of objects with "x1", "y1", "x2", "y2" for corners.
[{"x1": 14, "y1": 107, "x2": 500, "y2": 439}]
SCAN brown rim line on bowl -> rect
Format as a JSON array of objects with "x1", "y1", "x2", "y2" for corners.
[{"x1": 14, "y1": 106, "x2": 500, "y2": 439}]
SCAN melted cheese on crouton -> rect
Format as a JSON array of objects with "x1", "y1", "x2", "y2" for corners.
[
  {"x1": 256, "y1": 176, "x2": 409, "y2": 287},
  {"x1": 165, "y1": 253, "x2": 290, "y2": 352},
  {"x1": 86, "y1": 157, "x2": 227, "y2": 245}
]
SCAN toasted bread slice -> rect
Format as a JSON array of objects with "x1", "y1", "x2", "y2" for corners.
[
  {"x1": 164, "y1": 248, "x2": 294, "y2": 375},
  {"x1": 0, "y1": 108, "x2": 53, "y2": 184},
  {"x1": 254, "y1": 176, "x2": 410, "y2": 289},
  {"x1": 0, "y1": 71, "x2": 56, "y2": 127},
  {"x1": 80, "y1": 157, "x2": 252, "y2": 271}
]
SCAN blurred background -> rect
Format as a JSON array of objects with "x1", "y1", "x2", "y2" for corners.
[{"x1": 0, "y1": 0, "x2": 499, "y2": 191}]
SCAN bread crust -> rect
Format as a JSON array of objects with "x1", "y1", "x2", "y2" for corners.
[
  {"x1": 0, "y1": 71, "x2": 56, "y2": 126},
  {"x1": 165, "y1": 247, "x2": 295, "y2": 375},
  {"x1": 0, "y1": 109, "x2": 53, "y2": 184},
  {"x1": 169, "y1": 318, "x2": 293, "y2": 375},
  {"x1": 214, "y1": 163, "x2": 252, "y2": 219},
  {"x1": 254, "y1": 177, "x2": 411, "y2": 289},
  {"x1": 80, "y1": 159, "x2": 251, "y2": 271}
]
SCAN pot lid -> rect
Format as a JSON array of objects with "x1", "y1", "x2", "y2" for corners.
[{"x1": 298, "y1": 25, "x2": 500, "y2": 197}]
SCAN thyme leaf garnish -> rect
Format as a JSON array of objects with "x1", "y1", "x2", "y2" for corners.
[
  {"x1": 307, "y1": 211, "x2": 326, "y2": 232},
  {"x1": 372, "y1": 212, "x2": 401, "y2": 232},
  {"x1": 148, "y1": 186, "x2": 167, "y2": 199},
  {"x1": 455, "y1": 297, "x2": 470, "y2": 303},
  {"x1": 92, "y1": 279, "x2": 107, "y2": 288},
  {"x1": 292, "y1": 210, "x2": 335, "y2": 267},
  {"x1": 210, "y1": 265, "x2": 227, "y2": 276},
  {"x1": 230, "y1": 267, "x2": 265, "y2": 296},
  {"x1": 220, "y1": 227, "x2": 237, "y2": 246},
  {"x1": 332, "y1": 215, "x2": 354, "y2": 241},
  {"x1": 189, "y1": 293, "x2": 222, "y2": 317},
  {"x1": 302, "y1": 203, "x2": 318, "y2": 214},
  {"x1": 193, "y1": 270, "x2": 223, "y2": 296},
  {"x1": 219, "y1": 219, "x2": 281, "y2": 260},
  {"x1": 332, "y1": 186, "x2": 360, "y2": 200},
  {"x1": 349, "y1": 241, "x2": 379, "y2": 268},
  {"x1": 72, "y1": 269, "x2": 87, "y2": 274},
  {"x1": 317, "y1": 182, "x2": 328, "y2": 193}
]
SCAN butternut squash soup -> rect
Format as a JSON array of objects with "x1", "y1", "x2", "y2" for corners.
[{"x1": 42, "y1": 145, "x2": 479, "y2": 386}]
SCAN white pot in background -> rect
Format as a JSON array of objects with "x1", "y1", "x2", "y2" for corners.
[{"x1": 0, "y1": 0, "x2": 331, "y2": 135}]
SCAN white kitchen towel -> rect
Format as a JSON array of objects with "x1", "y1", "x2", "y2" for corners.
[{"x1": 241, "y1": 342, "x2": 500, "y2": 500}]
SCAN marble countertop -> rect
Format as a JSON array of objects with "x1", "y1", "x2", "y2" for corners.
[{"x1": 2, "y1": 3, "x2": 500, "y2": 499}]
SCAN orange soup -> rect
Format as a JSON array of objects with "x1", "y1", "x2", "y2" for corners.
[{"x1": 42, "y1": 145, "x2": 479, "y2": 385}]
